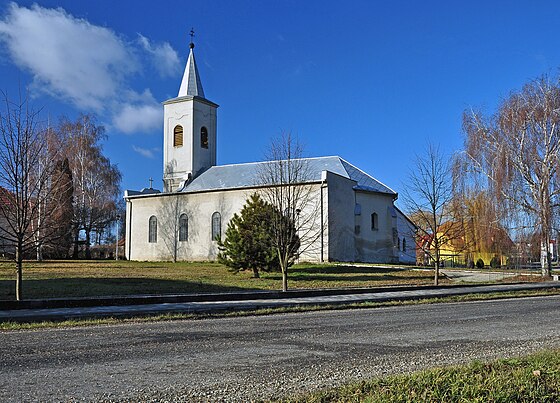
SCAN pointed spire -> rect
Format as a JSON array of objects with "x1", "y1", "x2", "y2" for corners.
[{"x1": 178, "y1": 29, "x2": 205, "y2": 98}]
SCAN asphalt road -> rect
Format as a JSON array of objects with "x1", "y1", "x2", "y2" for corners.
[{"x1": 1, "y1": 296, "x2": 559, "y2": 402}]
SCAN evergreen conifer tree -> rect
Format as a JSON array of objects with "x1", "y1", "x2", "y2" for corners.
[
  {"x1": 47, "y1": 158, "x2": 74, "y2": 258},
  {"x1": 218, "y1": 193, "x2": 287, "y2": 278}
]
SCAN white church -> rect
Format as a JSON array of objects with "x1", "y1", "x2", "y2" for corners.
[{"x1": 124, "y1": 39, "x2": 416, "y2": 264}]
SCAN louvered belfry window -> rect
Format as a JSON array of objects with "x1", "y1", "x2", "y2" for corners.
[
  {"x1": 174, "y1": 125, "x2": 183, "y2": 147},
  {"x1": 201, "y1": 126, "x2": 208, "y2": 149}
]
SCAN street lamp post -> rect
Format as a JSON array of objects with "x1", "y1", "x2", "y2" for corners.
[{"x1": 115, "y1": 214, "x2": 121, "y2": 261}]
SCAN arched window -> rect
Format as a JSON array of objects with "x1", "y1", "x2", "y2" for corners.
[
  {"x1": 211, "y1": 212, "x2": 221, "y2": 240},
  {"x1": 179, "y1": 214, "x2": 188, "y2": 242},
  {"x1": 173, "y1": 125, "x2": 183, "y2": 147},
  {"x1": 371, "y1": 212, "x2": 378, "y2": 230},
  {"x1": 398, "y1": 237, "x2": 401, "y2": 251},
  {"x1": 402, "y1": 238, "x2": 407, "y2": 252},
  {"x1": 148, "y1": 216, "x2": 157, "y2": 243},
  {"x1": 201, "y1": 126, "x2": 208, "y2": 149}
]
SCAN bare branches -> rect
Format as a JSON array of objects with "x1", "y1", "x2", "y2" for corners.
[
  {"x1": 402, "y1": 142, "x2": 457, "y2": 285},
  {"x1": 157, "y1": 195, "x2": 186, "y2": 262},
  {"x1": 463, "y1": 75, "x2": 560, "y2": 276},
  {"x1": 0, "y1": 91, "x2": 67, "y2": 299},
  {"x1": 257, "y1": 132, "x2": 320, "y2": 291},
  {"x1": 56, "y1": 115, "x2": 122, "y2": 258}
]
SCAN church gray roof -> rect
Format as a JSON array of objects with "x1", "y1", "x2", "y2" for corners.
[
  {"x1": 178, "y1": 44, "x2": 205, "y2": 98},
  {"x1": 181, "y1": 156, "x2": 396, "y2": 195}
]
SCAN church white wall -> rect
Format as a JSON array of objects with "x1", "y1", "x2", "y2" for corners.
[
  {"x1": 163, "y1": 99, "x2": 194, "y2": 187},
  {"x1": 163, "y1": 97, "x2": 217, "y2": 191},
  {"x1": 288, "y1": 183, "x2": 324, "y2": 262},
  {"x1": 127, "y1": 190, "x2": 242, "y2": 261},
  {"x1": 353, "y1": 191, "x2": 397, "y2": 263},
  {"x1": 396, "y1": 208, "x2": 417, "y2": 264},
  {"x1": 192, "y1": 101, "x2": 217, "y2": 176},
  {"x1": 325, "y1": 172, "x2": 356, "y2": 262},
  {"x1": 126, "y1": 182, "x2": 408, "y2": 265},
  {"x1": 126, "y1": 184, "x2": 325, "y2": 262}
]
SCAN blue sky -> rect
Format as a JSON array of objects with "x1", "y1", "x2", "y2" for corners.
[{"x1": 1, "y1": 1, "x2": 560, "y2": 208}]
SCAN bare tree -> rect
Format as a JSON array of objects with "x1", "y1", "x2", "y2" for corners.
[
  {"x1": 0, "y1": 92, "x2": 65, "y2": 300},
  {"x1": 463, "y1": 75, "x2": 560, "y2": 277},
  {"x1": 157, "y1": 194, "x2": 186, "y2": 262},
  {"x1": 257, "y1": 133, "x2": 320, "y2": 291},
  {"x1": 56, "y1": 115, "x2": 122, "y2": 258},
  {"x1": 402, "y1": 143, "x2": 459, "y2": 285}
]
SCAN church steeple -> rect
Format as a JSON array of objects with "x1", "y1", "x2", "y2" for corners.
[
  {"x1": 178, "y1": 30, "x2": 205, "y2": 98},
  {"x1": 163, "y1": 31, "x2": 218, "y2": 192}
]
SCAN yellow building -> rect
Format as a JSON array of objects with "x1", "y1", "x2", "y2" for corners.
[{"x1": 435, "y1": 221, "x2": 513, "y2": 268}]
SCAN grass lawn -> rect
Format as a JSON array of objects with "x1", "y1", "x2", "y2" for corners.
[
  {"x1": 0, "y1": 260, "x2": 445, "y2": 300},
  {"x1": 284, "y1": 349, "x2": 560, "y2": 402}
]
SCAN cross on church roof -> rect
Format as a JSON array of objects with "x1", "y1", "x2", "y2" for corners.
[
  {"x1": 189, "y1": 28, "x2": 195, "y2": 49},
  {"x1": 149, "y1": 177, "x2": 153, "y2": 189}
]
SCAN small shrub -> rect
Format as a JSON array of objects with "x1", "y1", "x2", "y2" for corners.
[
  {"x1": 490, "y1": 256, "x2": 501, "y2": 268},
  {"x1": 476, "y1": 258, "x2": 485, "y2": 269},
  {"x1": 467, "y1": 260, "x2": 475, "y2": 269}
]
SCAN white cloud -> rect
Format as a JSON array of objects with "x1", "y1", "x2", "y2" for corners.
[
  {"x1": 112, "y1": 90, "x2": 162, "y2": 134},
  {"x1": 138, "y1": 34, "x2": 180, "y2": 78},
  {"x1": 0, "y1": 3, "x2": 182, "y2": 136},
  {"x1": 0, "y1": 3, "x2": 139, "y2": 111},
  {"x1": 113, "y1": 102, "x2": 161, "y2": 134},
  {"x1": 132, "y1": 145, "x2": 159, "y2": 159}
]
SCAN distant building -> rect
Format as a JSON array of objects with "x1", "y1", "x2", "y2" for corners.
[
  {"x1": 0, "y1": 188, "x2": 16, "y2": 257},
  {"x1": 419, "y1": 221, "x2": 514, "y2": 267},
  {"x1": 124, "y1": 38, "x2": 416, "y2": 264},
  {"x1": 90, "y1": 238, "x2": 125, "y2": 260}
]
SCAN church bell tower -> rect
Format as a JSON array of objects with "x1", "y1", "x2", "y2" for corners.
[{"x1": 163, "y1": 32, "x2": 218, "y2": 192}]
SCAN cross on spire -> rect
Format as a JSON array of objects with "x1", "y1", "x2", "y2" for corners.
[
  {"x1": 189, "y1": 28, "x2": 195, "y2": 49},
  {"x1": 149, "y1": 177, "x2": 153, "y2": 189}
]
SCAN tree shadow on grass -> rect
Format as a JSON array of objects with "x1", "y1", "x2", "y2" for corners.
[
  {"x1": 0, "y1": 278, "x2": 260, "y2": 300},
  {"x1": 265, "y1": 274, "x2": 432, "y2": 283},
  {"x1": 294, "y1": 265, "x2": 409, "y2": 275}
]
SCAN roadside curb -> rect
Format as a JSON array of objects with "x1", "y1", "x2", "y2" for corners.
[
  {"x1": 0, "y1": 282, "x2": 560, "y2": 321},
  {"x1": 1, "y1": 281, "x2": 553, "y2": 311}
]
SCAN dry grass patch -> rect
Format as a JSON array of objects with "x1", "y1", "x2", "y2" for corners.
[{"x1": 0, "y1": 260, "x2": 443, "y2": 300}]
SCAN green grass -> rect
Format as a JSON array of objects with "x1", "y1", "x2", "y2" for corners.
[
  {"x1": 0, "y1": 260, "x2": 449, "y2": 300},
  {"x1": 282, "y1": 349, "x2": 560, "y2": 402}
]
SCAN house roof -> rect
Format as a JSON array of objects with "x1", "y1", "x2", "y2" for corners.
[{"x1": 179, "y1": 156, "x2": 396, "y2": 195}]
